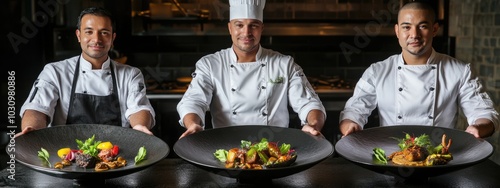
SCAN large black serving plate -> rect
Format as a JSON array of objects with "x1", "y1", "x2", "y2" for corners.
[
  {"x1": 173, "y1": 125, "x2": 334, "y2": 181},
  {"x1": 10, "y1": 124, "x2": 169, "y2": 181},
  {"x1": 335, "y1": 125, "x2": 494, "y2": 179}
]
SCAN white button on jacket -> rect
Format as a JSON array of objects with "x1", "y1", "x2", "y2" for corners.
[
  {"x1": 177, "y1": 46, "x2": 326, "y2": 128},
  {"x1": 341, "y1": 49, "x2": 499, "y2": 130}
]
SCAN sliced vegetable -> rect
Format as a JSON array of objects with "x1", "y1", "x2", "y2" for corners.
[
  {"x1": 246, "y1": 147, "x2": 258, "y2": 163},
  {"x1": 111, "y1": 145, "x2": 120, "y2": 157},
  {"x1": 57, "y1": 147, "x2": 71, "y2": 159},
  {"x1": 97, "y1": 141, "x2": 113, "y2": 150},
  {"x1": 134, "y1": 146, "x2": 147, "y2": 164},
  {"x1": 257, "y1": 151, "x2": 269, "y2": 164},
  {"x1": 64, "y1": 150, "x2": 74, "y2": 161},
  {"x1": 38, "y1": 147, "x2": 51, "y2": 167}
]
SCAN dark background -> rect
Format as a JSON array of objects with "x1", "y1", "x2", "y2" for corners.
[{"x1": 1, "y1": 0, "x2": 451, "y2": 158}]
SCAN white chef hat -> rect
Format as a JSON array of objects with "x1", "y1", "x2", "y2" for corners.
[{"x1": 229, "y1": 0, "x2": 266, "y2": 22}]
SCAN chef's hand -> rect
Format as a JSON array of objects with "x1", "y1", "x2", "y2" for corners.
[
  {"x1": 339, "y1": 119, "x2": 362, "y2": 138},
  {"x1": 465, "y1": 119, "x2": 495, "y2": 138},
  {"x1": 132, "y1": 124, "x2": 153, "y2": 135},
  {"x1": 179, "y1": 124, "x2": 203, "y2": 139},
  {"x1": 301, "y1": 124, "x2": 321, "y2": 136},
  {"x1": 14, "y1": 126, "x2": 36, "y2": 138},
  {"x1": 302, "y1": 109, "x2": 325, "y2": 136}
]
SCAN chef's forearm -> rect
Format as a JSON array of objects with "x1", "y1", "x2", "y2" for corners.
[
  {"x1": 130, "y1": 110, "x2": 153, "y2": 129},
  {"x1": 182, "y1": 113, "x2": 203, "y2": 129},
  {"x1": 306, "y1": 109, "x2": 325, "y2": 131},
  {"x1": 21, "y1": 109, "x2": 48, "y2": 130},
  {"x1": 472, "y1": 118, "x2": 495, "y2": 138}
]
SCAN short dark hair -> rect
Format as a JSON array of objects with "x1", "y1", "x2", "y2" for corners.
[
  {"x1": 76, "y1": 7, "x2": 116, "y2": 32},
  {"x1": 398, "y1": 1, "x2": 437, "y2": 23}
]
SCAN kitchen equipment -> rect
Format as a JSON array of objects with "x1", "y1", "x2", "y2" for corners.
[
  {"x1": 170, "y1": 0, "x2": 188, "y2": 17},
  {"x1": 173, "y1": 125, "x2": 333, "y2": 182},
  {"x1": 335, "y1": 125, "x2": 493, "y2": 180},
  {"x1": 149, "y1": 2, "x2": 173, "y2": 19},
  {"x1": 176, "y1": 76, "x2": 192, "y2": 84},
  {"x1": 10, "y1": 124, "x2": 169, "y2": 184},
  {"x1": 307, "y1": 75, "x2": 352, "y2": 90}
]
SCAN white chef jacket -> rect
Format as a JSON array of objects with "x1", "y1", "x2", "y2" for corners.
[
  {"x1": 177, "y1": 46, "x2": 326, "y2": 128},
  {"x1": 20, "y1": 55, "x2": 156, "y2": 128},
  {"x1": 340, "y1": 49, "x2": 499, "y2": 131}
]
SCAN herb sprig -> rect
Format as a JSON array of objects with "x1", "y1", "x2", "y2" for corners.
[
  {"x1": 134, "y1": 146, "x2": 147, "y2": 164},
  {"x1": 75, "y1": 135, "x2": 101, "y2": 157},
  {"x1": 37, "y1": 147, "x2": 51, "y2": 167}
]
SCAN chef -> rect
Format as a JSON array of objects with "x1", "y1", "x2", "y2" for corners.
[
  {"x1": 177, "y1": 0, "x2": 326, "y2": 138},
  {"x1": 339, "y1": 1, "x2": 499, "y2": 138},
  {"x1": 18, "y1": 7, "x2": 155, "y2": 136}
]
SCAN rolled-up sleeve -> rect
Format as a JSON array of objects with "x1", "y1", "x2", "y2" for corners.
[
  {"x1": 176, "y1": 60, "x2": 213, "y2": 128},
  {"x1": 458, "y1": 64, "x2": 500, "y2": 131},
  {"x1": 288, "y1": 63, "x2": 326, "y2": 125},
  {"x1": 20, "y1": 79, "x2": 59, "y2": 121},
  {"x1": 339, "y1": 66, "x2": 378, "y2": 128},
  {"x1": 124, "y1": 69, "x2": 156, "y2": 127}
]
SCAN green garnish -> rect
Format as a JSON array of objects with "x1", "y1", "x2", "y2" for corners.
[
  {"x1": 75, "y1": 135, "x2": 101, "y2": 157},
  {"x1": 134, "y1": 146, "x2": 147, "y2": 164},
  {"x1": 279, "y1": 143, "x2": 291, "y2": 155},
  {"x1": 241, "y1": 140, "x2": 251, "y2": 149},
  {"x1": 38, "y1": 147, "x2": 51, "y2": 167},
  {"x1": 214, "y1": 149, "x2": 228, "y2": 162},
  {"x1": 372, "y1": 147, "x2": 387, "y2": 164},
  {"x1": 254, "y1": 138, "x2": 268, "y2": 151},
  {"x1": 392, "y1": 133, "x2": 438, "y2": 154}
]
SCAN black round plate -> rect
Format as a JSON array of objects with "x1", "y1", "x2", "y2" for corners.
[
  {"x1": 173, "y1": 125, "x2": 334, "y2": 180},
  {"x1": 335, "y1": 125, "x2": 494, "y2": 179},
  {"x1": 10, "y1": 124, "x2": 169, "y2": 180}
]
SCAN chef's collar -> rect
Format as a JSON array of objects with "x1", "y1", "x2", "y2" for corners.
[
  {"x1": 230, "y1": 45, "x2": 263, "y2": 63},
  {"x1": 426, "y1": 48, "x2": 437, "y2": 65},
  {"x1": 399, "y1": 48, "x2": 437, "y2": 65},
  {"x1": 79, "y1": 55, "x2": 111, "y2": 70}
]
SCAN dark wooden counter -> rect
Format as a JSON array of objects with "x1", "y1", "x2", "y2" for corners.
[{"x1": 1, "y1": 156, "x2": 499, "y2": 187}]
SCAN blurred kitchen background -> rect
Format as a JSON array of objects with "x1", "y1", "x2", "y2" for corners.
[{"x1": 2, "y1": 0, "x2": 499, "y2": 163}]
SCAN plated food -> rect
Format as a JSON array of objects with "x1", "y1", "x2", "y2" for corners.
[
  {"x1": 213, "y1": 138, "x2": 297, "y2": 169},
  {"x1": 38, "y1": 135, "x2": 147, "y2": 172},
  {"x1": 13, "y1": 124, "x2": 169, "y2": 180},
  {"x1": 174, "y1": 125, "x2": 333, "y2": 180},
  {"x1": 373, "y1": 133, "x2": 453, "y2": 166},
  {"x1": 335, "y1": 125, "x2": 493, "y2": 179}
]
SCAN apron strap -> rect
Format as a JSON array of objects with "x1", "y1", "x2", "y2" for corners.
[{"x1": 66, "y1": 56, "x2": 81, "y2": 120}]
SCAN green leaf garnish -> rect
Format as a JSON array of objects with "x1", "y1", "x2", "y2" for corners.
[
  {"x1": 37, "y1": 147, "x2": 51, "y2": 167},
  {"x1": 134, "y1": 146, "x2": 147, "y2": 164},
  {"x1": 75, "y1": 135, "x2": 101, "y2": 157},
  {"x1": 279, "y1": 143, "x2": 291, "y2": 155},
  {"x1": 372, "y1": 147, "x2": 387, "y2": 164},
  {"x1": 214, "y1": 149, "x2": 228, "y2": 162}
]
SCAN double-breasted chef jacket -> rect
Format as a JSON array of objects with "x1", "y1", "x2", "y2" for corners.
[
  {"x1": 177, "y1": 46, "x2": 326, "y2": 128},
  {"x1": 20, "y1": 55, "x2": 156, "y2": 128},
  {"x1": 340, "y1": 49, "x2": 499, "y2": 130}
]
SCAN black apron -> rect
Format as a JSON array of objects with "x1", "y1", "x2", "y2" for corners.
[{"x1": 66, "y1": 57, "x2": 122, "y2": 126}]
